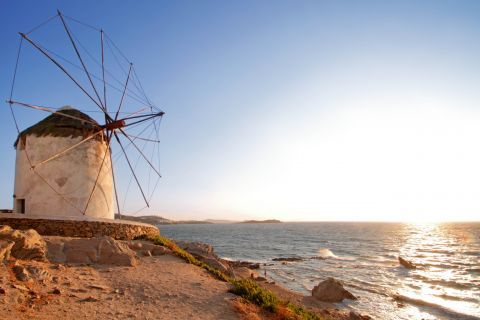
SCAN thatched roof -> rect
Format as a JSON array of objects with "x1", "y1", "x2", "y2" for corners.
[{"x1": 15, "y1": 107, "x2": 104, "y2": 148}]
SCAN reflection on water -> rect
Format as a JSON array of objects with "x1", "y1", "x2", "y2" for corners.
[
  {"x1": 161, "y1": 222, "x2": 480, "y2": 320},
  {"x1": 395, "y1": 223, "x2": 480, "y2": 320}
]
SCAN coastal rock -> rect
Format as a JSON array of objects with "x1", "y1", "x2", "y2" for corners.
[
  {"x1": 201, "y1": 256, "x2": 232, "y2": 275},
  {"x1": 0, "y1": 225, "x2": 47, "y2": 261},
  {"x1": 45, "y1": 236, "x2": 137, "y2": 266},
  {"x1": 348, "y1": 310, "x2": 372, "y2": 320},
  {"x1": 312, "y1": 277, "x2": 357, "y2": 302},
  {"x1": 272, "y1": 257, "x2": 303, "y2": 262},
  {"x1": 175, "y1": 241, "x2": 214, "y2": 257},
  {"x1": 398, "y1": 257, "x2": 416, "y2": 269},
  {"x1": 310, "y1": 256, "x2": 327, "y2": 260},
  {"x1": 0, "y1": 240, "x2": 14, "y2": 261},
  {"x1": 122, "y1": 240, "x2": 171, "y2": 256},
  {"x1": 97, "y1": 237, "x2": 137, "y2": 266},
  {"x1": 175, "y1": 240, "x2": 233, "y2": 275},
  {"x1": 226, "y1": 260, "x2": 260, "y2": 269}
]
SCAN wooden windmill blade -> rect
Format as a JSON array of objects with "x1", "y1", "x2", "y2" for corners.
[{"x1": 7, "y1": 11, "x2": 164, "y2": 218}]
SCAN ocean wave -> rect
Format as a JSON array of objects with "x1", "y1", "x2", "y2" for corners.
[
  {"x1": 358, "y1": 256, "x2": 398, "y2": 266},
  {"x1": 417, "y1": 248, "x2": 456, "y2": 255},
  {"x1": 434, "y1": 293, "x2": 478, "y2": 303},
  {"x1": 393, "y1": 294, "x2": 480, "y2": 320},
  {"x1": 314, "y1": 248, "x2": 356, "y2": 261},
  {"x1": 221, "y1": 256, "x2": 234, "y2": 261},
  {"x1": 412, "y1": 275, "x2": 473, "y2": 290},
  {"x1": 271, "y1": 270, "x2": 297, "y2": 282},
  {"x1": 347, "y1": 282, "x2": 388, "y2": 296},
  {"x1": 416, "y1": 262, "x2": 459, "y2": 269},
  {"x1": 317, "y1": 248, "x2": 337, "y2": 258}
]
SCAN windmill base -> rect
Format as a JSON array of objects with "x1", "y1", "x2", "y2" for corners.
[{"x1": 0, "y1": 213, "x2": 159, "y2": 240}]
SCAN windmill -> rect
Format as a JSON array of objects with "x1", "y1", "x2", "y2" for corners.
[{"x1": 7, "y1": 10, "x2": 164, "y2": 219}]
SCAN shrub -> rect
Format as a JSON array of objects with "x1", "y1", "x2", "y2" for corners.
[
  {"x1": 286, "y1": 302, "x2": 320, "y2": 320},
  {"x1": 229, "y1": 279, "x2": 279, "y2": 312}
]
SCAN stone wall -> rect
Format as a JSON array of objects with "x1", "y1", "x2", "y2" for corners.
[{"x1": 0, "y1": 217, "x2": 159, "y2": 240}]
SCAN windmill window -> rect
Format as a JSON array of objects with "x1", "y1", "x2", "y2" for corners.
[{"x1": 16, "y1": 199, "x2": 25, "y2": 214}]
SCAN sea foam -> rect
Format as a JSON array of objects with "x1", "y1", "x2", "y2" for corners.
[{"x1": 317, "y1": 248, "x2": 337, "y2": 258}]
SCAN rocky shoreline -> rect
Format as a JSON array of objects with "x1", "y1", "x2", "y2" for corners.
[
  {"x1": 1, "y1": 225, "x2": 370, "y2": 319},
  {"x1": 173, "y1": 240, "x2": 370, "y2": 320}
]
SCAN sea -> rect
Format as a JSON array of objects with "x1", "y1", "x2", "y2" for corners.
[{"x1": 160, "y1": 222, "x2": 480, "y2": 320}]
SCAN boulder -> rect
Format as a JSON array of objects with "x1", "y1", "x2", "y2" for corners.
[
  {"x1": 398, "y1": 257, "x2": 416, "y2": 269},
  {"x1": 201, "y1": 256, "x2": 232, "y2": 275},
  {"x1": 97, "y1": 237, "x2": 137, "y2": 266},
  {"x1": 175, "y1": 240, "x2": 233, "y2": 275},
  {"x1": 175, "y1": 241, "x2": 214, "y2": 257},
  {"x1": 312, "y1": 277, "x2": 357, "y2": 302},
  {"x1": 122, "y1": 240, "x2": 171, "y2": 256},
  {"x1": 0, "y1": 225, "x2": 47, "y2": 261},
  {"x1": 0, "y1": 240, "x2": 14, "y2": 261},
  {"x1": 226, "y1": 260, "x2": 260, "y2": 269},
  {"x1": 45, "y1": 236, "x2": 137, "y2": 266}
]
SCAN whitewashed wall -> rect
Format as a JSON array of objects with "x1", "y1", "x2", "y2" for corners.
[{"x1": 13, "y1": 134, "x2": 114, "y2": 219}]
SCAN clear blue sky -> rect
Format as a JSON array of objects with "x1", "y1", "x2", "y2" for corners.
[{"x1": 1, "y1": 1, "x2": 480, "y2": 221}]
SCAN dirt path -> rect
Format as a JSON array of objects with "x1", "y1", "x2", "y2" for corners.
[{"x1": 0, "y1": 255, "x2": 240, "y2": 320}]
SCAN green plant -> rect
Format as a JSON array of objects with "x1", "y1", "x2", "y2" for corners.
[
  {"x1": 286, "y1": 302, "x2": 321, "y2": 320},
  {"x1": 229, "y1": 279, "x2": 279, "y2": 312}
]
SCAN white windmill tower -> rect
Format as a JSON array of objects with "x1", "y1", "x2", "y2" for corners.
[{"x1": 13, "y1": 106, "x2": 114, "y2": 219}]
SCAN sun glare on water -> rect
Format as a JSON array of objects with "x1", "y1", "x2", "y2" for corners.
[{"x1": 395, "y1": 223, "x2": 480, "y2": 318}]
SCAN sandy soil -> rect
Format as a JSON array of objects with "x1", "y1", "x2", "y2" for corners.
[{"x1": 0, "y1": 255, "x2": 241, "y2": 320}]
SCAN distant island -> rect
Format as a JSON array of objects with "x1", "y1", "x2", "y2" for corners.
[
  {"x1": 240, "y1": 219, "x2": 282, "y2": 224},
  {"x1": 116, "y1": 214, "x2": 282, "y2": 225},
  {"x1": 115, "y1": 214, "x2": 214, "y2": 225}
]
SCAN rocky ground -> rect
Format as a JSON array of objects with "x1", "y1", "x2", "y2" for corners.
[
  {"x1": 0, "y1": 257, "x2": 241, "y2": 319},
  {"x1": 0, "y1": 225, "x2": 369, "y2": 320},
  {"x1": 0, "y1": 226, "x2": 240, "y2": 320}
]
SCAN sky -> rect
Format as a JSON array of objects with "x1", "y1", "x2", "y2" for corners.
[{"x1": 1, "y1": 1, "x2": 480, "y2": 222}]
